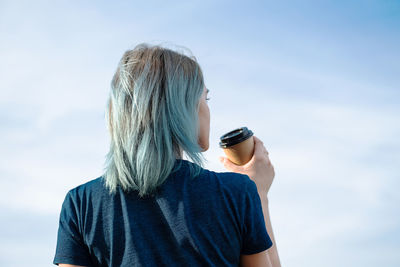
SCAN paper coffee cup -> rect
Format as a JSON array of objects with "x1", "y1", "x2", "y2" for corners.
[{"x1": 219, "y1": 127, "x2": 254, "y2": 166}]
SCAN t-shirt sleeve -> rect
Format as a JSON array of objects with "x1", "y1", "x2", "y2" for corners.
[
  {"x1": 241, "y1": 178, "x2": 273, "y2": 255},
  {"x1": 53, "y1": 190, "x2": 93, "y2": 266}
]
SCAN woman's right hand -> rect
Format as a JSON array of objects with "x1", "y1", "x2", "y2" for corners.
[{"x1": 219, "y1": 135, "x2": 275, "y2": 195}]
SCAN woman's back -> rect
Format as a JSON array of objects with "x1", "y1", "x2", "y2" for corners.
[{"x1": 53, "y1": 159, "x2": 272, "y2": 266}]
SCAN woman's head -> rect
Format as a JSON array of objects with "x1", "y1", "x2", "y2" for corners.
[{"x1": 102, "y1": 43, "x2": 208, "y2": 197}]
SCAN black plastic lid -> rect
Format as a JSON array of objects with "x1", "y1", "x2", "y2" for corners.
[{"x1": 219, "y1": 127, "x2": 254, "y2": 148}]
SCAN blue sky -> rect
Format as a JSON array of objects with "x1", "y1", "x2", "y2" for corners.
[{"x1": 0, "y1": 0, "x2": 399, "y2": 266}]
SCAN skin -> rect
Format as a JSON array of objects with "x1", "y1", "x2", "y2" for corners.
[{"x1": 197, "y1": 85, "x2": 211, "y2": 151}]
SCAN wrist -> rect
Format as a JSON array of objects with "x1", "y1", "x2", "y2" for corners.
[{"x1": 257, "y1": 190, "x2": 269, "y2": 203}]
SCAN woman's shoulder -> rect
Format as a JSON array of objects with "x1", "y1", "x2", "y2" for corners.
[
  {"x1": 202, "y1": 167, "x2": 254, "y2": 193},
  {"x1": 65, "y1": 176, "x2": 105, "y2": 201}
]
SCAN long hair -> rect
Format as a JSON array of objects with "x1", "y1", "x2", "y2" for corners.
[{"x1": 102, "y1": 43, "x2": 206, "y2": 198}]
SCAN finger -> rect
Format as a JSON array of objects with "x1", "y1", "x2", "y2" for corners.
[
  {"x1": 255, "y1": 136, "x2": 269, "y2": 156},
  {"x1": 219, "y1": 156, "x2": 241, "y2": 172},
  {"x1": 253, "y1": 137, "x2": 266, "y2": 158},
  {"x1": 253, "y1": 135, "x2": 263, "y2": 144}
]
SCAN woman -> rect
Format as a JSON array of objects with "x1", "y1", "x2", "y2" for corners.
[{"x1": 53, "y1": 43, "x2": 281, "y2": 266}]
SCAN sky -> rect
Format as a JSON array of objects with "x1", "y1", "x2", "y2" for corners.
[{"x1": 0, "y1": 0, "x2": 399, "y2": 266}]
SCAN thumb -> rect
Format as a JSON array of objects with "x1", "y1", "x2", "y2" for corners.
[{"x1": 219, "y1": 156, "x2": 241, "y2": 172}]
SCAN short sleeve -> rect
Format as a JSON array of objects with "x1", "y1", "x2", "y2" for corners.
[
  {"x1": 53, "y1": 190, "x2": 93, "y2": 266},
  {"x1": 241, "y1": 179, "x2": 273, "y2": 255}
]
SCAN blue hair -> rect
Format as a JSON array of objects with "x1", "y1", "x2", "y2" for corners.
[{"x1": 102, "y1": 43, "x2": 206, "y2": 197}]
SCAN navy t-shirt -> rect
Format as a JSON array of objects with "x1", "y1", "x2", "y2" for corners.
[{"x1": 53, "y1": 159, "x2": 273, "y2": 266}]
